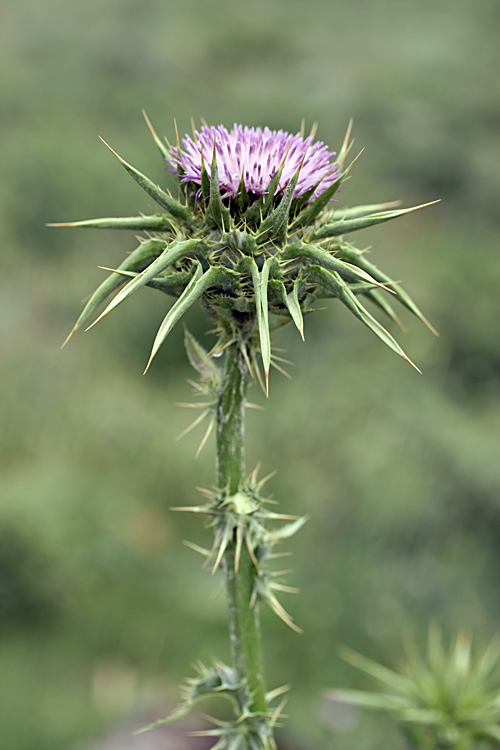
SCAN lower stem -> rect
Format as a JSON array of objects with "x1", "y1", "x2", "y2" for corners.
[{"x1": 216, "y1": 341, "x2": 267, "y2": 715}]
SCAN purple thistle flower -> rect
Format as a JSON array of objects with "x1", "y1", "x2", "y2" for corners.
[{"x1": 168, "y1": 124, "x2": 341, "y2": 202}]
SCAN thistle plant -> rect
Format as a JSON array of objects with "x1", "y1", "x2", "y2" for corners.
[
  {"x1": 327, "y1": 628, "x2": 500, "y2": 750},
  {"x1": 50, "y1": 115, "x2": 436, "y2": 749}
]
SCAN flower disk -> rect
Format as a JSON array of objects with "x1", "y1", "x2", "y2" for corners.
[{"x1": 168, "y1": 124, "x2": 341, "y2": 201}]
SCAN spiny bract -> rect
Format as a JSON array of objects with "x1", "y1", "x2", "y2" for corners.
[{"x1": 50, "y1": 115, "x2": 437, "y2": 386}]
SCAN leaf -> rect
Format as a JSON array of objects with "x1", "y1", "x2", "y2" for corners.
[
  {"x1": 137, "y1": 663, "x2": 241, "y2": 733},
  {"x1": 257, "y1": 163, "x2": 302, "y2": 245},
  {"x1": 311, "y1": 201, "x2": 440, "y2": 241},
  {"x1": 339, "y1": 244, "x2": 438, "y2": 335},
  {"x1": 98, "y1": 137, "x2": 194, "y2": 225},
  {"x1": 283, "y1": 278, "x2": 305, "y2": 340},
  {"x1": 339, "y1": 647, "x2": 413, "y2": 693},
  {"x1": 330, "y1": 201, "x2": 401, "y2": 221},
  {"x1": 306, "y1": 266, "x2": 420, "y2": 371},
  {"x1": 86, "y1": 238, "x2": 204, "y2": 329},
  {"x1": 206, "y1": 145, "x2": 232, "y2": 230},
  {"x1": 363, "y1": 289, "x2": 405, "y2": 330},
  {"x1": 47, "y1": 214, "x2": 174, "y2": 231},
  {"x1": 184, "y1": 328, "x2": 221, "y2": 382},
  {"x1": 63, "y1": 238, "x2": 166, "y2": 344},
  {"x1": 268, "y1": 516, "x2": 308, "y2": 541},
  {"x1": 145, "y1": 265, "x2": 228, "y2": 371},
  {"x1": 290, "y1": 174, "x2": 342, "y2": 230},
  {"x1": 326, "y1": 689, "x2": 411, "y2": 712},
  {"x1": 281, "y1": 241, "x2": 390, "y2": 289},
  {"x1": 251, "y1": 259, "x2": 271, "y2": 393}
]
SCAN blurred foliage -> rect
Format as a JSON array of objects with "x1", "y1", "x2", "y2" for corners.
[{"x1": 1, "y1": 1, "x2": 500, "y2": 749}]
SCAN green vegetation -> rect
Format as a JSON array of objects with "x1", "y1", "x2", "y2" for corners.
[{"x1": 1, "y1": 1, "x2": 500, "y2": 748}]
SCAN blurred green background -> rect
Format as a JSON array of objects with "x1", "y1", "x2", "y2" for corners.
[{"x1": 1, "y1": 0, "x2": 500, "y2": 748}]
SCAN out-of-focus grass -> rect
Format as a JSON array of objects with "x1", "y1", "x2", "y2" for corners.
[{"x1": 1, "y1": 1, "x2": 500, "y2": 748}]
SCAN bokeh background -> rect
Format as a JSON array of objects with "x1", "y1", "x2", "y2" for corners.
[{"x1": 2, "y1": 0, "x2": 500, "y2": 748}]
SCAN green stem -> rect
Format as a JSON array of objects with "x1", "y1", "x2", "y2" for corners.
[{"x1": 217, "y1": 341, "x2": 268, "y2": 715}]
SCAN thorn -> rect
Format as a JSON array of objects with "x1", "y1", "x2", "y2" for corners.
[
  {"x1": 61, "y1": 327, "x2": 77, "y2": 348},
  {"x1": 195, "y1": 419, "x2": 214, "y2": 458},
  {"x1": 174, "y1": 119, "x2": 181, "y2": 155},
  {"x1": 143, "y1": 352, "x2": 155, "y2": 375},
  {"x1": 300, "y1": 119, "x2": 305, "y2": 139},
  {"x1": 98, "y1": 136, "x2": 126, "y2": 164},
  {"x1": 183, "y1": 540, "x2": 209, "y2": 556},
  {"x1": 343, "y1": 148, "x2": 365, "y2": 176},
  {"x1": 190, "y1": 117, "x2": 198, "y2": 144},
  {"x1": 270, "y1": 360, "x2": 291, "y2": 379},
  {"x1": 212, "y1": 541, "x2": 226, "y2": 574},
  {"x1": 422, "y1": 316, "x2": 439, "y2": 337},
  {"x1": 246, "y1": 534, "x2": 259, "y2": 569},
  {"x1": 404, "y1": 355, "x2": 422, "y2": 374},
  {"x1": 309, "y1": 121, "x2": 318, "y2": 140},
  {"x1": 235, "y1": 526, "x2": 243, "y2": 573},
  {"x1": 265, "y1": 368, "x2": 269, "y2": 398},
  {"x1": 256, "y1": 469, "x2": 278, "y2": 491},
  {"x1": 175, "y1": 411, "x2": 208, "y2": 442},
  {"x1": 271, "y1": 354, "x2": 293, "y2": 365},
  {"x1": 142, "y1": 110, "x2": 170, "y2": 158},
  {"x1": 85, "y1": 314, "x2": 104, "y2": 332},
  {"x1": 46, "y1": 221, "x2": 78, "y2": 227},
  {"x1": 339, "y1": 118, "x2": 353, "y2": 160}
]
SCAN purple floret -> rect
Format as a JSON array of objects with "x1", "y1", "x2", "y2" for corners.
[{"x1": 168, "y1": 124, "x2": 340, "y2": 202}]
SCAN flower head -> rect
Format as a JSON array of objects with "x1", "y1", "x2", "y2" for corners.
[
  {"x1": 51, "y1": 115, "x2": 437, "y2": 382},
  {"x1": 168, "y1": 124, "x2": 340, "y2": 202}
]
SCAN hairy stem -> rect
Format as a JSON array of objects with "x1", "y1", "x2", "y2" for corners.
[{"x1": 217, "y1": 341, "x2": 268, "y2": 715}]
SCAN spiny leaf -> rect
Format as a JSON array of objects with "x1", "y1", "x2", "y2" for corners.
[
  {"x1": 138, "y1": 663, "x2": 242, "y2": 733},
  {"x1": 261, "y1": 155, "x2": 288, "y2": 218},
  {"x1": 86, "y1": 238, "x2": 205, "y2": 329},
  {"x1": 281, "y1": 241, "x2": 391, "y2": 290},
  {"x1": 311, "y1": 201, "x2": 440, "y2": 241},
  {"x1": 200, "y1": 151, "x2": 210, "y2": 201},
  {"x1": 206, "y1": 144, "x2": 232, "y2": 230},
  {"x1": 364, "y1": 289, "x2": 406, "y2": 330},
  {"x1": 339, "y1": 647, "x2": 412, "y2": 692},
  {"x1": 98, "y1": 267, "x2": 193, "y2": 296},
  {"x1": 339, "y1": 244, "x2": 438, "y2": 335},
  {"x1": 63, "y1": 238, "x2": 166, "y2": 345},
  {"x1": 290, "y1": 173, "x2": 342, "y2": 230},
  {"x1": 330, "y1": 201, "x2": 401, "y2": 221},
  {"x1": 236, "y1": 170, "x2": 250, "y2": 212},
  {"x1": 257, "y1": 162, "x2": 303, "y2": 245},
  {"x1": 327, "y1": 689, "x2": 412, "y2": 712},
  {"x1": 184, "y1": 328, "x2": 221, "y2": 382},
  {"x1": 254, "y1": 579, "x2": 302, "y2": 633},
  {"x1": 145, "y1": 265, "x2": 232, "y2": 371},
  {"x1": 250, "y1": 259, "x2": 271, "y2": 393},
  {"x1": 98, "y1": 137, "x2": 194, "y2": 225},
  {"x1": 47, "y1": 214, "x2": 174, "y2": 231},
  {"x1": 283, "y1": 278, "x2": 304, "y2": 340},
  {"x1": 268, "y1": 516, "x2": 308, "y2": 541},
  {"x1": 306, "y1": 266, "x2": 420, "y2": 371}
]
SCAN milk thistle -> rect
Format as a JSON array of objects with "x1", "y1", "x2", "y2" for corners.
[{"x1": 50, "y1": 115, "x2": 436, "y2": 749}]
